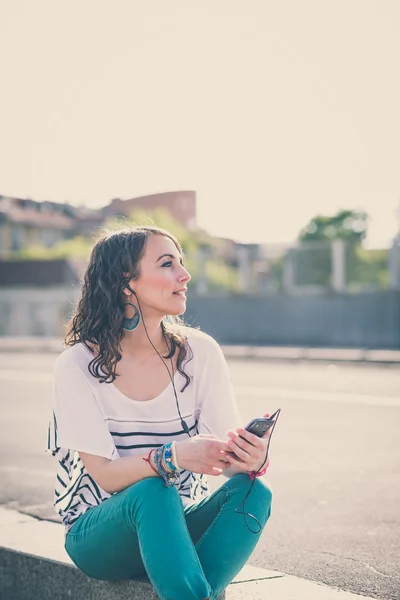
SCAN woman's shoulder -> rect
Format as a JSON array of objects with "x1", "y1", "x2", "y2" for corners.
[
  {"x1": 182, "y1": 326, "x2": 223, "y2": 356},
  {"x1": 53, "y1": 342, "x2": 92, "y2": 375}
]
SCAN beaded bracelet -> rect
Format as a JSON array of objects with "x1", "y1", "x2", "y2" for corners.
[
  {"x1": 171, "y1": 441, "x2": 180, "y2": 470},
  {"x1": 164, "y1": 443, "x2": 180, "y2": 485},
  {"x1": 142, "y1": 444, "x2": 181, "y2": 486},
  {"x1": 166, "y1": 443, "x2": 181, "y2": 485},
  {"x1": 163, "y1": 442, "x2": 177, "y2": 472},
  {"x1": 154, "y1": 445, "x2": 179, "y2": 487}
]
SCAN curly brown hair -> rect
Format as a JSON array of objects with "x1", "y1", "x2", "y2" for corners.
[{"x1": 65, "y1": 226, "x2": 194, "y2": 390}]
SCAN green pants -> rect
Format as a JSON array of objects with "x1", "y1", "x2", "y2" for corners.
[{"x1": 65, "y1": 473, "x2": 272, "y2": 600}]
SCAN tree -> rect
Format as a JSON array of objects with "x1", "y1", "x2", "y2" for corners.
[
  {"x1": 9, "y1": 207, "x2": 239, "y2": 292},
  {"x1": 295, "y1": 209, "x2": 389, "y2": 289},
  {"x1": 299, "y1": 210, "x2": 369, "y2": 243},
  {"x1": 8, "y1": 236, "x2": 93, "y2": 260},
  {"x1": 111, "y1": 208, "x2": 239, "y2": 292},
  {"x1": 348, "y1": 247, "x2": 389, "y2": 290},
  {"x1": 104, "y1": 207, "x2": 200, "y2": 255}
]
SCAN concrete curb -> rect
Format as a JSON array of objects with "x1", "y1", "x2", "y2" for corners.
[
  {"x1": 0, "y1": 507, "x2": 376, "y2": 600},
  {"x1": 1, "y1": 336, "x2": 400, "y2": 365},
  {"x1": 222, "y1": 345, "x2": 400, "y2": 365}
]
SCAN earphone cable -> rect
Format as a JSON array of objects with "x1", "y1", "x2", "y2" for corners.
[
  {"x1": 234, "y1": 411, "x2": 280, "y2": 534},
  {"x1": 126, "y1": 285, "x2": 191, "y2": 437},
  {"x1": 125, "y1": 284, "x2": 278, "y2": 532}
]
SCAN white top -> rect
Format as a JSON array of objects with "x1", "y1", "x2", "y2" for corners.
[{"x1": 46, "y1": 328, "x2": 242, "y2": 531}]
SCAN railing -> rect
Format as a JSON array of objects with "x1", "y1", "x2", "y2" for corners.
[{"x1": 190, "y1": 238, "x2": 400, "y2": 295}]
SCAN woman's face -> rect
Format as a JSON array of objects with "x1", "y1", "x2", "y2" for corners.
[{"x1": 126, "y1": 234, "x2": 191, "y2": 317}]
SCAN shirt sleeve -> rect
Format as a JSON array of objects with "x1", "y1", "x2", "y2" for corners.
[
  {"x1": 195, "y1": 335, "x2": 243, "y2": 439},
  {"x1": 46, "y1": 351, "x2": 119, "y2": 460}
]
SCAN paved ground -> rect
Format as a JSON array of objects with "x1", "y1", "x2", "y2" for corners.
[{"x1": 0, "y1": 351, "x2": 399, "y2": 600}]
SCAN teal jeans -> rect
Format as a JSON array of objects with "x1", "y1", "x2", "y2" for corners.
[{"x1": 65, "y1": 473, "x2": 272, "y2": 600}]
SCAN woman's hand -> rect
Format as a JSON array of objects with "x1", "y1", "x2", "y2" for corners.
[
  {"x1": 224, "y1": 413, "x2": 272, "y2": 473},
  {"x1": 176, "y1": 434, "x2": 231, "y2": 476}
]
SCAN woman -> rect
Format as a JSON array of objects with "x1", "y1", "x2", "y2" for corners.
[{"x1": 47, "y1": 226, "x2": 273, "y2": 600}]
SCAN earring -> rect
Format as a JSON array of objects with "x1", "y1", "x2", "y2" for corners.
[{"x1": 122, "y1": 302, "x2": 140, "y2": 331}]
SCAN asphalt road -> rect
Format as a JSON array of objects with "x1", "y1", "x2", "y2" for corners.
[{"x1": 0, "y1": 352, "x2": 399, "y2": 600}]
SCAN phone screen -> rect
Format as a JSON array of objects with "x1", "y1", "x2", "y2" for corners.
[
  {"x1": 245, "y1": 418, "x2": 275, "y2": 437},
  {"x1": 244, "y1": 409, "x2": 281, "y2": 438}
]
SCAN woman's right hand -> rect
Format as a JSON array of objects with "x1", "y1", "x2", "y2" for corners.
[{"x1": 176, "y1": 434, "x2": 231, "y2": 476}]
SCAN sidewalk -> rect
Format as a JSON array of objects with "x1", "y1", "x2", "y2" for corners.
[
  {"x1": 1, "y1": 336, "x2": 400, "y2": 364},
  {"x1": 0, "y1": 507, "x2": 377, "y2": 600}
]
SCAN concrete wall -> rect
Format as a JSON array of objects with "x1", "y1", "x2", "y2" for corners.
[
  {"x1": 0, "y1": 287, "x2": 78, "y2": 337},
  {"x1": 185, "y1": 291, "x2": 400, "y2": 349},
  {"x1": 0, "y1": 287, "x2": 399, "y2": 349}
]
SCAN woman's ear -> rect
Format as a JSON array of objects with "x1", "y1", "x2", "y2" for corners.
[
  {"x1": 122, "y1": 282, "x2": 136, "y2": 297},
  {"x1": 122, "y1": 274, "x2": 134, "y2": 297}
]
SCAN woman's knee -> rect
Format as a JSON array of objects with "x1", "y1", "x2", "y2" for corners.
[
  {"x1": 226, "y1": 473, "x2": 272, "y2": 498},
  {"x1": 225, "y1": 474, "x2": 273, "y2": 518},
  {"x1": 249, "y1": 477, "x2": 273, "y2": 526},
  {"x1": 252, "y1": 478, "x2": 273, "y2": 508}
]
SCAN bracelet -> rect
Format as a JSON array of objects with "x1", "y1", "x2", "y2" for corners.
[
  {"x1": 142, "y1": 449, "x2": 159, "y2": 476},
  {"x1": 163, "y1": 442, "x2": 177, "y2": 472},
  {"x1": 154, "y1": 446, "x2": 179, "y2": 487},
  {"x1": 248, "y1": 460, "x2": 270, "y2": 481},
  {"x1": 171, "y1": 441, "x2": 180, "y2": 470}
]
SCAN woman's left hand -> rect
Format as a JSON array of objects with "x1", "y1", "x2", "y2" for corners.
[{"x1": 224, "y1": 413, "x2": 271, "y2": 473}]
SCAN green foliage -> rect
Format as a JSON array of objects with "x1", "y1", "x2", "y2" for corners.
[
  {"x1": 104, "y1": 208, "x2": 203, "y2": 256},
  {"x1": 295, "y1": 209, "x2": 390, "y2": 289},
  {"x1": 205, "y1": 259, "x2": 240, "y2": 292},
  {"x1": 268, "y1": 256, "x2": 284, "y2": 291},
  {"x1": 8, "y1": 207, "x2": 240, "y2": 293},
  {"x1": 347, "y1": 247, "x2": 389, "y2": 289},
  {"x1": 105, "y1": 208, "x2": 238, "y2": 291},
  {"x1": 293, "y1": 245, "x2": 332, "y2": 286},
  {"x1": 299, "y1": 209, "x2": 369, "y2": 244},
  {"x1": 7, "y1": 236, "x2": 93, "y2": 260}
]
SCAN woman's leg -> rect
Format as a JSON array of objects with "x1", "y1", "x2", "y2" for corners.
[
  {"x1": 65, "y1": 477, "x2": 213, "y2": 600},
  {"x1": 184, "y1": 473, "x2": 273, "y2": 599}
]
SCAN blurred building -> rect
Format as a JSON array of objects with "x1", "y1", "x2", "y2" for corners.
[
  {"x1": 0, "y1": 258, "x2": 81, "y2": 336},
  {"x1": 0, "y1": 196, "x2": 75, "y2": 255},
  {"x1": 102, "y1": 191, "x2": 197, "y2": 230},
  {"x1": 0, "y1": 191, "x2": 198, "y2": 255},
  {"x1": 0, "y1": 258, "x2": 80, "y2": 287},
  {"x1": 72, "y1": 206, "x2": 105, "y2": 235}
]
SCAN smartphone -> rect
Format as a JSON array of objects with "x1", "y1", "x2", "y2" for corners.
[
  {"x1": 244, "y1": 409, "x2": 281, "y2": 438},
  {"x1": 227, "y1": 410, "x2": 281, "y2": 459}
]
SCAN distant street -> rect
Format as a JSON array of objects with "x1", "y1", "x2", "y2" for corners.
[{"x1": 0, "y1": 352, "x2": 399, "y2": 600}]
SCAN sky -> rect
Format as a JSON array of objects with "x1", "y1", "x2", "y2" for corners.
[{"x1": 0, "y1": 1, "x2": 399, "y2": 247}]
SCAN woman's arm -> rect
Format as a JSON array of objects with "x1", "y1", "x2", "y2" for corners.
[
  {"x1": 79, "y1": 451, "x2": 158, "y2": 495},
  {"x1": 194, "y1": 335, "x2": 243, "y2": 445},
  {"x1": 80, "y1": 434, "x2": 232, "y2": 495}
]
